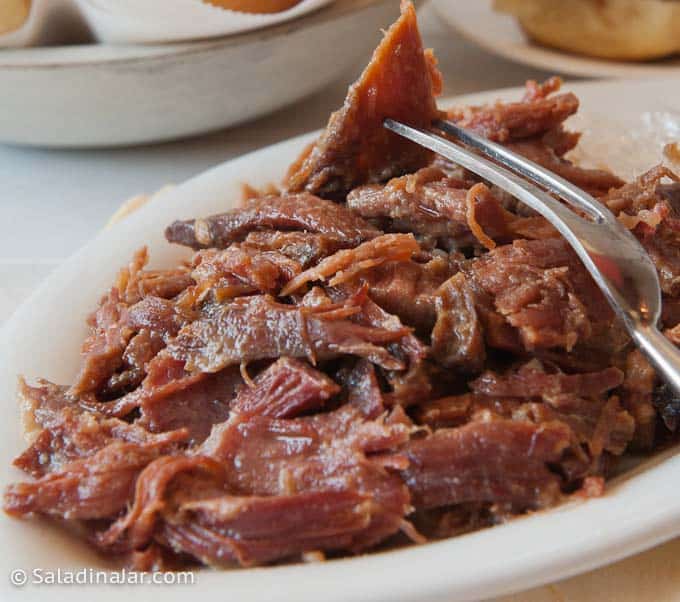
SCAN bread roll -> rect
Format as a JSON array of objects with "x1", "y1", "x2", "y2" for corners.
[
  {"x1": 204, "y1": 0, "x2": 303, "y2": 13},
  {"x1": 0, "y1": 0, "x2": 30, "y2": 35},
  {"x1": 495, "y1": 0, "x2": 680, "y2": 61}
]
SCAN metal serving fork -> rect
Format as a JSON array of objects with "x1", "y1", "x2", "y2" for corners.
[{"x1": 384, "y1": 117, "x2": 680, "y2": 397}]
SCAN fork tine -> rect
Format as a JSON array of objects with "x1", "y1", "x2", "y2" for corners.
[
  {"x1": 383, "y1": 118, "x2": 592, "y2": 232},
  {"x1": 433, "y1": 119, "x2": 611, "y2": 223}
]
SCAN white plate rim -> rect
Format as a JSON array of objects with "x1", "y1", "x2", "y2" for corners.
[
  {"x1": 431, "y1": 0, "x2": 680, "y2": 80},
  {"x1": 2, "y1": 80, "x2": 680, "y2": 602}
]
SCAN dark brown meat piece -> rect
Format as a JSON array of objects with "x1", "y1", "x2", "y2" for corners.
[
  {"x1": 4, "y1": 439, "x2": 180, "y2": 520},
  {"x1": 165, "y1": 194, "x2": 380, "y2": 250},
  {"x1": 138, "y1": 367, "x2": 243, "y2": 445},
  {"x1": 346, "y1": 167, "x2": 517, "y2": 248},
  {"x1": 620, "y1": 349, "x2": 657, "y2": 449},
  {"x1": 243, "y1": 231, "x2": 348, "y2": 268},
  {"x1": 165, "y1": 295, "x2": 410, "y2": 372},
  {"x1": 231, "y1": 357, "x2": 340, "y2": 418},
  {"x1": 340, "y1": 359, "x2": 386, "y2": 419},
  {"x1": 466, "y1": 239, "x2": 613, "y2": 352},
  {"x1": 284, "y1": 1, "x2": 442, "y2": 198},
  {"x1": 353, "y1": 252, "x2": 458, "y2": 333},
  {"x1": 101, "y1": 295, "x2": 191, "y2": 397},
  {"x1": 507, "y1": 138, "x2": 624, "y2": 196},
  {"x1": 69, "y1": 288, "x2": 133, "y2": 397},
  {"x1": 199, "y1": 405, "x2": 413, "y2": 551},
  {"x1": 325, "y1": 284, "x2": 434, "y2": 406},
  {"x1": 401, "y1": 418, "x2": 570, "y2": 510},
  {"x1": 104, "y1": 329, "x2": 165, "y2": 396},
  {"x1": 12, "y1": 379, "x2": 187, "y2": 477},
  {"x1": 281, "y1": 233, "x2": 420, "y2": 296},
  {"x1": 470, "y1": 361, "x2": 624, "y2": 401},
  {"x1": 188, "y1": 244, "x2": 301, "y2": 302},
  {"x1": 447, "y1": 77, "x2": 578, "y2": 144},
  {"x1": 431, "y1": 273, "x2": 486, "y2": 371}
]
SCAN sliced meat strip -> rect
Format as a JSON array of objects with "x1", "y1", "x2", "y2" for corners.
[
  {"x1": 243, "y1": 231, "x2": 348, "y2": 268},
  {"x1": 188, "y1": 244, "x2": 301, "y2": 303},
  {"x1": 431, "y1": 273, "x2": 486, "y2": 372},
  {"x1": 466, "y1": 239, "x2": 613, "y2": 352},
  {"x1": 138, "y1": 367, "x2": 243, "y2": 445},
  {"x1": 346, "y1": 167, "x2": 514, "y2": 247},
  {"x1": 3, "y1": 439, "x2": 182, "y2": 520},
  {"x1": 231, "y1": 357, "x2": 340, "y2": 418},
  {"x1": 470, "y1": 362, "x2": 624, "y2": 401},
  {"x1": 401, "y1": 418, "x2": 571, "y2": 510},
  {"x1": 506, "y1": 138, "x2": 624, "y2": 196},
  {"x1": 356, "y1": 252, "x2": 458, "y2": 334},
  {"x1": 284, "y1": 1, "x2": 442, "y2": 198},
  {"x1": 165, "y1": 194, "x2": 380, "y2": 250},
  {"x1": 13, "y1": 379, "x2": 187, "y2": 477},
  {"x1": 198, "y1": 405, "x2": 413, "y2": 551},
  {"x1": 281, "y1": 233, "x2": 420, "y2": 296},
  {"x1": 172, "y1": 490, "x2": 372, "y2": 567},
  {"x1": 447, "y1": 77, "x2": 579, "y2": 143},
  {"x1": 164, "y1": 295, "x2": 410, "y2": 373}
]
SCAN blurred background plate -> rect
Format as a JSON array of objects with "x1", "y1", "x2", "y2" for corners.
[
  {"x1": 432, "y1": 0, "x2": 680, "y2": 79},
  {"x1": 0, "y1": 0, "x2": 399, "y2": 147}
]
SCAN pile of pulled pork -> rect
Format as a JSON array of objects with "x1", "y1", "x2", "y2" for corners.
[{"x1": 5, "y1": 1, "x2": 680, "y2": 570}]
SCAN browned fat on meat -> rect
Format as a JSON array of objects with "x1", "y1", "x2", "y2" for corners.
[
  {"x1": 165, "y1": 193, "x2": 380, "y2": 250},
  {"x1": 285, "y1": 1, "x2": 442, "y2": 198}
]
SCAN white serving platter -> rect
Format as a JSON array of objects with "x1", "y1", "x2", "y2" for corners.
[
  {"x1": 2, "y1": 78, "x2": 680, "y2": 601},
  {"x1": 0, "y1": 0, "x2": 398, "y2": 147}
]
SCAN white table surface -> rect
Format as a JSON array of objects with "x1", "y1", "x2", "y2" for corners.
[{"x1": 8, "y1": 4, "x2": 680, "y2": 601}]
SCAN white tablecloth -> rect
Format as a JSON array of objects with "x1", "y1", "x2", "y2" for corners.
[{"x1": 3, "y1": 4, "x2": 678, "y2": 601}]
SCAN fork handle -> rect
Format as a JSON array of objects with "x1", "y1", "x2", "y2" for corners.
[{"x1": 632, "y1": 324, "x2": 680, "y2": 399}]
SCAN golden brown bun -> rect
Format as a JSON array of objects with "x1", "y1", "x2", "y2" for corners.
[
  {"x1": 494, "y1": 0, "x2": 680, "y2": 61},
  {"x1": 204, "y1": 0, "x2": 303, "y2": 13},
  {"x1": 0, "y1": 0, "x2": 30, "y2": 35}
]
